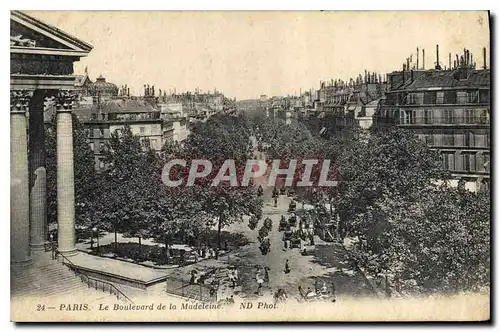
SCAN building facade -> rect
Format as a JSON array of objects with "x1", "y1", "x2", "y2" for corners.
[{"x1": 375, "y1": 47, "x2": 490, "y2": 191}]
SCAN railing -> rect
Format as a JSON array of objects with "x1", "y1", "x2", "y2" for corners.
[
  {"x1": 57, "y1": 250, "x2": 134, "y2": 304},
  {"x1": 165, "y1": 272, "x2": 218, "y2": 303}
]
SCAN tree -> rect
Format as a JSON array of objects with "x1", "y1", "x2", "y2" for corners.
[
  {"x1": 178, "y1": 114, "x2": 263, "y2": 259},
  {"x1": 334, "y1": 127, "x2": 490, "y2": 294},
  {"x1": 335, "y1": 128, "x2": 448, "y2": 241},
  {"x1": 100, "y1": 125, "x2": 161, "y2": 249}
]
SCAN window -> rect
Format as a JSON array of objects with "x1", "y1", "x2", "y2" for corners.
[
  {"x1": 436, "y1": 92, "x2": 444, "y2": 104},
  {"x1": 89, "y1": 142, "x2": 94, "y2": 151},
  {"x1": 444, "y1": 134, "x2": 454, "y2": 146},
  {"x1": 424, "y1": 109, "x2": 433, "y2": 124},
  {"x1": 464, "y1": 109, "x2": 476, "y2": 124},
  {"x1": 475, "y1": 154, "x2": 484, "y2": 173},
  {"x1": 99, "y1": 142, "x2": 105, "y2": 152},
  {"x1": 425, "y1": 134, "x2": 434, "y2": 146},
  {"x1": 467, "y1": 132, "x2": 475, "y2": 147},
  {"x1": 424, "y1": 92, "x2": 437, "y2": 104},
  {"x1": 463, "y1": 153, "x2": 476, "y2": 172},
  {"x1": 99, "y1": 160, "x2": 105, "y2": 170},
  {"x1": 474, "y1": 134, "x2": 487, "y2": 148},
  {"x1": 400, "y1": 110, "x2": 415, "y2": 124},
  {"x1": 442, "y1": 152, "x2": 455, "y2": 171},
  {"x1": 457, "y1": 91, "x2": 467, "y2": 104},
  {"x1": 151, "y1": 139, "x2": 157, "y2": 149},
  {"x1": 99, "y1": 129, "x2": 104, "y2": 138},
  {"x1": 443, "y1": 91, "x2": 456, "y2": 104},
  {"x1": 479, "y1": 90, "x2": 490, "y2": 104},
  {"x1": 454, "y1": 132, "x2": 465, "y2": 146},
  {"x1": 408, "y1": 93, "x2": 421, "y2": 105},
  {"x1": 443, "y1": 109, "x2": 454, "y2": 124},
  {"x1": 467, "y1": 91, "x2": 478, "y2": 103},
  {"x1": 483, "y1": 153, "x2": 490, "y2": 173},
  {"x1": 140, "y1": 126, "x2": 145, "y2": 135},
  {"x1": 479, "y1": 110, "x2": 489, "y2": 124},
  {"x1": 91, "y1": 113, "x2": 97, "y2": 120}
]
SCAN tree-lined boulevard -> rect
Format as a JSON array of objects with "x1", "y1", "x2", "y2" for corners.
[{"x1": 44, "y1": 108, "x2": 490, "y2": 302}]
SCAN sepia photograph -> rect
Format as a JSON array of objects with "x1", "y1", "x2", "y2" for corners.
[{"x1": 9, "y1": 9, "x2": 491, "y2": 322}]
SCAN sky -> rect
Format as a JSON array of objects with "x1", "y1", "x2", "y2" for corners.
[{"x1": 27, "y1": 11, "x2": 490, "y2": 100}]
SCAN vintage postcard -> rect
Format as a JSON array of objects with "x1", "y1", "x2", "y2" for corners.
[{"x1": 10, "y1": 10, "x2": 490, "y2": 322}]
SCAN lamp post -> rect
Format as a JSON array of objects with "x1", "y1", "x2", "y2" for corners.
[
  {"x1": 90, "y1": 226, "x2": 94, "y2": 250},
  {"x1": 49, "y1": 233, "x2": 55, "y2": 260},
  {"x1": 92, "y1": 227, "x2": 99, "y2": 253}
]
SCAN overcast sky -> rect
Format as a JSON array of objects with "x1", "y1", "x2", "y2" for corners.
[{"x1": 28, "y1": 11, "x2": 490, "y2": 100}]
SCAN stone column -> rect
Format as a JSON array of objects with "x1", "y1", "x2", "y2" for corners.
[
  {"x1": 55, "y1": 91, "x2": 78, "y2": 257},
  {"x1": 29, "y1": 92, "x2": 47, "y2": 251},
  {"x1": 11, "y1": 91, "x2": 33, "y2": 266}
]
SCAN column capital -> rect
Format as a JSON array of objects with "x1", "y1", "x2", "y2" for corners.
[
  {"x1": 53, "y1": 90, "x2": 77, "y2": 113},
  {"x1": 10, "y1": 90, "x2": 33, "y2": 114}
]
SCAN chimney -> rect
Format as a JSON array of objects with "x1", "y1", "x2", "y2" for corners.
[
  {"x1": 483, "y1": 47, "x2": 487, "y2": 69},
  {"x1": 435, "y1": 44, "x2": 441, "y2": 70},
  {"x1": 407, "y1": 58, "x2": 410, "y2": 71},
  {"x1": 417, "y1": 47, "x2": 419, "y2": 69},
  {"x1": 449, "y1": 53, "x2": 452, "y2": 70},
  {"x1": 454, "y1": 60, "x2": 457, "y2": 68},
  {"x1": 411, "y1": 69, "x2": 414, "y2": 82},
  {"x1": 422, "y1": 49, "x2": 425, "y2": 69},
  {"x1": 456, "y1": 54, "x2": 460, "y2": 68},
  {"x1": 470, "y1": 53, "x2": 473, "y2": 68}
]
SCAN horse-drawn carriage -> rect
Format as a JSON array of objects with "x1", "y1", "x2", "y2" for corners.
[
  {"x1": 298, "y1": 279, "x2": 336, "y2": 303},
  {"x1": 290, "y1": 237, "x2": 301, "y2": 249},
  {"x1": 283, "y1": 230, "x2": 301, "y2": 249},
  {"x1": 279, "y1": 217, "x2": 288, "y2": 232}
]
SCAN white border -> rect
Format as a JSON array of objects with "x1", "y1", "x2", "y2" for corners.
[{"x1": 2, "y1": 1, "x2": 497, "y2": 331}]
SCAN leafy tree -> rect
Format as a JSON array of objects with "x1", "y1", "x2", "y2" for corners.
[
  {"x1": 99, "y1": 125, "x2": 160, "y2": 249},
  {"x1": 178, "y1": 114, "x2": 263, "y2": 258}
]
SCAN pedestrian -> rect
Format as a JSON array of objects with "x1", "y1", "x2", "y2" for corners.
[
  {"x1": 194, "y1": 250, "x2": 199, "y2": 263},
  {"x1": 264, "y1": 266, "x2": 270, "y2": 284},
  {"x1": 234, "y1": 268, "x2": 239, "y2": 285},
  {"x1": 229, "y1": 270, "x2": 236, "y2": 288},
  {"x1": 256, "y1": 271, "x2": 264, "y2": 295},
  {"x1": 274, "y1": 196, "x2": 278, "y2": 208},
  {"x1": 224, "y1": 240, "x2": 229, "y2": 252},
  {"x1": 284, "y1": 259, "x2": 290, "y2": 274}
]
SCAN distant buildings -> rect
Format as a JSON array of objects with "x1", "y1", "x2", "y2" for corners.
[
  {"x1": 48, "y1": 75, "x2": 229, "y2": 171},
  {"x1": 375, "y1": 46, "x2": 490, "y2": 191}
]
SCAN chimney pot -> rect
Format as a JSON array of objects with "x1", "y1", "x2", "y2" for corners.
[
  {"x1": 435, "y1": 44, "x2": 441, "y2": 70},
  {"x1": 483, "y1": 47, "x2": 487, "y2": 69},
  {"x1": 417, "y1": 47, "x2": 420, "y2": 69},
  {"x1": 422, "y1": 49, "x2": 425, "y2": 69}
]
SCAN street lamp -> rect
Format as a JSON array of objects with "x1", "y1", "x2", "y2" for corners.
[
  {"x1": 49, "y1": 233, "x2": 55, "y2": 260},
  {"x1": 92, "y1": 227, "x2": 99, "y2": 253},
  {"x1": 90, "y1": 227, "x2": 94, "y2": 250}
]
